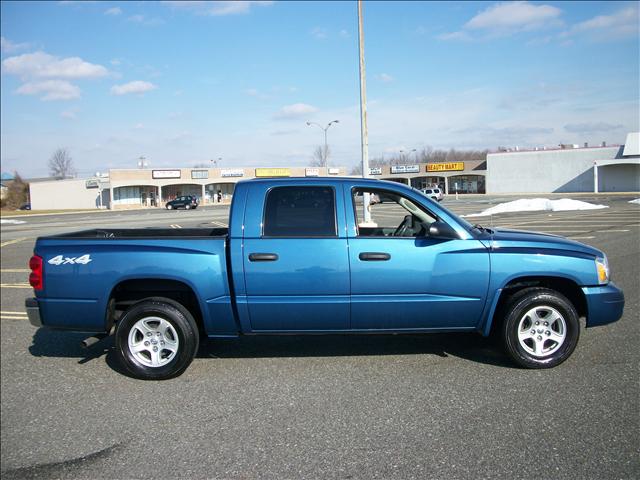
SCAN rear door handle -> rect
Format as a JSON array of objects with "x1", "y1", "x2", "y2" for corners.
[
  {"x1": 359, "y1": 252, "x2": 391, "y2": 261},
  {"x1": 248, "y1": 253, "x2": 279, "y2": 262}
]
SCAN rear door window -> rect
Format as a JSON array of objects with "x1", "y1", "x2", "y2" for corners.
[{"x1": 263, "y1": 186, "x2": 337, "y2": 237}]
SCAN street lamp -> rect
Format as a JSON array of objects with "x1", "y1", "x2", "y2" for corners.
[
  {"x1": 137, "y1": 156, "x2": 148, "y2": 169},
  {"x1": 399, "y1": 149, "x2": 416, "y2": 163},
  {"x1": 306, "y1": 120, "x2": 339, "y2": 168}
]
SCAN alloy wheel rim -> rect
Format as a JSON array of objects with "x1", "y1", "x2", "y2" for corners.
[
  {"x1": 517, "y1": 306, "x2": 566, "y2": 358},
  {"x1": 128, "y1": 316, "x2": 179, "y2": 367}
]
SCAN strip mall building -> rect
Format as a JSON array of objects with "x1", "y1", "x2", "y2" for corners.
[
  {"x1": 27, "y1": 132, "x2": 639, "y2": 210},
  {"x1": 28, "y1": 161, "x2": 486, "y2": 210}
]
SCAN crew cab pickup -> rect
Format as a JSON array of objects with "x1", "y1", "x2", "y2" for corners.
[{"x1": 26, "y1": 178, "x2": 625, "y2": 379}]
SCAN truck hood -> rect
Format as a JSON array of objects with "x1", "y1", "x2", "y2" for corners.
[{"x1": 485, "y1": 227, "x2": 603, "y2": 258}]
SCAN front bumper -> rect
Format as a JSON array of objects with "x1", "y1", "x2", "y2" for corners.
[
  {"x1": 582, "y1": 282, "x2": 625, "y2": 328},
  {"x1": 25, "y1": 297, "x2": 42, "y2": 327}
]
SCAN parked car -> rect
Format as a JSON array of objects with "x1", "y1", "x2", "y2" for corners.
[
  {"x1": 26, "y1": 178, "x2": 624, "y2": 379},
  {"x1": 421, "y1": 187, "x2": 444, "y2": 202},
  {"x1": 165, "y1": 195, "x2": 198, "y2": 210},
  {"x1": 18, "y1": 203, "x2": 31, "y2": 210}
]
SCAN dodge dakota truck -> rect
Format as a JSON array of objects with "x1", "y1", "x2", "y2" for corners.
[{"x1": 25, "y1": 178, "x2": 625, "y2": 379}]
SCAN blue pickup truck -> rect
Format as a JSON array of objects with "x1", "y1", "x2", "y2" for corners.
[{"x1": 26, "y1": 178, "x2": 624, "y2": 379}]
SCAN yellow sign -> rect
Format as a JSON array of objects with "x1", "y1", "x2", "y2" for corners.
[
  {"x1": 427, "y1": 162, "x2": 464, "y2": 172},
  {"x1": 255, "y1": 168, "x2": 291, "y2": 177}
]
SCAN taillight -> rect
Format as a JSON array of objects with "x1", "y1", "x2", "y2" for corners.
[{"x1": 29, "y1": 255, "x2": 43, "y2": 290}]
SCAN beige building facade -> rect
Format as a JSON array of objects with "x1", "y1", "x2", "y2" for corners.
[{"x1": 27, "y1": 160, "x2": 488, "y2": 210}]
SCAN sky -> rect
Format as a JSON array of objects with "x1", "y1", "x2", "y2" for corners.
[{"x1": 1, "y1": 0, "x2": 639, "y2": 178}]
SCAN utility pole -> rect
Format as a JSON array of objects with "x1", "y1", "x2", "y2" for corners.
[{"x1": 358, "y1": 0, "x2": 371, "y2": 222}]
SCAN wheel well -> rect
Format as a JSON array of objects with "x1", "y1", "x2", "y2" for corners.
[
  {"x1": 490, "y1": 276, "x2": 587, "y2": 334},
  {"x1": 107, "y1": 279, "x2": 204, "y2": 335}
]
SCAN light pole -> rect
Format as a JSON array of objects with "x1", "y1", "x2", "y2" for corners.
[
  {"x1": 137, "y1": 156, "x2": 148, "y2": 169},
  {"x1": 399, "y1": 149, "x2": 416, "y2": 164},
  {"x1": 306, "y1": 120, "x2": 339, "y2": 168}
]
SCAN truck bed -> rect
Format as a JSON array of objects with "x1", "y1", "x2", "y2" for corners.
[{"x1": 45, "y1": 227, "x2": 229, "y2": 239}]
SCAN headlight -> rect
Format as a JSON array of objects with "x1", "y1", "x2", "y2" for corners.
[{"x1": 596, "y1": 256, "x2": 610, "y2": 284}]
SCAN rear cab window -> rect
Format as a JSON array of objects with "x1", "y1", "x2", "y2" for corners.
[{"x1": 263, "y1": 186, "x2": 337, "y2": 237}]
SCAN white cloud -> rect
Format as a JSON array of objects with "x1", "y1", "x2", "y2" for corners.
[
  {"x1": 465, "y1": 1, "x2": 562, "y2": 32},
  {"x1": 110, "y1": 58, "x2": 121, "y2": 66},
  {"x1": 2, "y1": 51, "x2": 108, "y2": 79},
  {"x1": 16, "y1": 80, "x2": 81, "y2": 101},
  {"x1": 245, "y1": 88, "x2": 270, "y2": 99},
  {"x1": 436, "y1": 31, "x2": 472, "y2": 41},
  {"x1": 564, "y1": 5, "x2": 639, "y2": 40},
  {"x1": 275, "y1": 103, "x2": 318, "y2": 119},
  {"x1": 310, "y1": 27, "x2": 328, "y2": 40},
  {"x1": 1, "y1": 36, "x2": 30, "y2": 54},
  {"x1": 134, "y1": 123, "x2": 145, "y2": 129},
  {"x1": 110, "y1": 80, "x2": 157, "y2": 95},
  {"x1": 339, "y1": 29, "x2": 350, "y2": 39},
  {"x1": 161, "y1": 1, "x2": 273, "y2": 16},
  {"x1": 375, "y1": 73, "x2": 394, "y2": 83},
  {"x1": 104, "y1": 7, "x2": 122, "y2": 16},
  {"x1": 127, "y1": 14, "x2": 165, "y2": 26},
  {"x1": 439, "y1": 1, "x2": 563, "y2": 40},
  {"x1": 60, "y1": 108, "x2": 79, "y2": 119},
  {"x1": 564, "y1": 122, "x2": 624, "y2": 134}
]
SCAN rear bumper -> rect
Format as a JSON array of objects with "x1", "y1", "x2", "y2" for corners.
[
  {"x1": 582, "y1": 282, "x2": 625, "y2": 328},
  {"x1": 25, "y1": 297, "x2": 42, "y2": 327}
]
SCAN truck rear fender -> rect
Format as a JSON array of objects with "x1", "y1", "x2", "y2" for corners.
[{"x1": 107, "y1": 278, "x2": 205, "y2": 335}]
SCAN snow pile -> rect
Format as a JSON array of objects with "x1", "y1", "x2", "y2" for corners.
[
  {"x1": 464, "y1": 198, "x2": 608, "y2": 217},
  {"x1": 629, "y1": 199, "x2": 640, "y2": 204},
  {"x1": 0, "y1": 219, "x2": 26, "y2": 224}
]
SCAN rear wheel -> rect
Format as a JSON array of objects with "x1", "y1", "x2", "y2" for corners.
[
  {"x1": 185, "y1": 204, "x2": 191, "y2": 210},
  {"x1": 166, "y1": 204, "x2": 172, "y2": 210},
  {"x1": 501, "y1": 287, "x2": 579, "y2": 369},
  {"x1": 115, "y1": 298, "x2": 199, "y2": 380}
]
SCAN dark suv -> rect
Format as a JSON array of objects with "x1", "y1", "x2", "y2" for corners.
[{"x1": 165, "y1": 195, "x2": 198, "y2": 210}]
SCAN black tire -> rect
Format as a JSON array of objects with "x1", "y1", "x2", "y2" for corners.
[
  {"x1": 166, "y1": 204, "x2": 172, "y2": 210},
  {"x1": 115, "y1": 297, "x2": 199, "y2": 380},
  {"x1": 501, "y1": 287, "x2": 579, "y2": 369},
  {"x1": 185, "y1": 204, "x2": 191, "y2": 210}
]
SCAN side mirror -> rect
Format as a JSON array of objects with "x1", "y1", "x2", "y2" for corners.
[{"x1": 429, "y1": 220, "x2": 459, "y2": 239}]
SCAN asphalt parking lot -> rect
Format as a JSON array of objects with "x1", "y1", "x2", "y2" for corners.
[{"x1": 1, "y1": 195, "x2": 639, "y2": 479}]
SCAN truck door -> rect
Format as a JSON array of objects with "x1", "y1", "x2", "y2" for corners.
[
  {"x1": 346, "y1": 185, "x2": 490, "y2": 330},
  {"x1": 242, "y1": 183, "x2": 350, "y2": 331}
]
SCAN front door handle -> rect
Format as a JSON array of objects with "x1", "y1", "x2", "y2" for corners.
[
  {"x1": 359, "y1": 252, "x2": 391, "y2": 261},
  {"x1": 248, "y1": 253, "x2": 279, "y2": 262}
]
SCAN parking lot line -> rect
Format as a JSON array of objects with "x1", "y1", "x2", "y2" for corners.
[
  {"x1": 0, "y1": 269, "x2": 30, "y2": 273},
  {"x1": 0, "y1": 283, "x2": 32, "y2": 289},
  {"x1": 0, "y1": 237, "x2": 27, "y2": 248},
  {"x1": 0, "y1": 311, "x2": 27, "y2": 315},
  {"x1": 0, "y1": 315, "x2": 28, "y2": 320}
]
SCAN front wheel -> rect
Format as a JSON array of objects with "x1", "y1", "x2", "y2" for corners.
[
  {"x1": 185, "y1": 204, "x2": 191, "y2": 210},
  {"x1": 115, "y1": 298, "x2": 199, "y2": 380},
  {"x1": 501, "y1": 287, "x2": 579, "y2": 369},
  {"x1": 166, "y1": 204, "x2": 172, "y2": 210}
]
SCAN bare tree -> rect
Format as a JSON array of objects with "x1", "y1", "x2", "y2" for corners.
[
  {"x1": 310, "y1": 145, "x2": 330, "y2": 167},
  {"x1": 48, "y1": 148, "x2": 76, "y2": 179},
  {"x1": 0, "y1": 172, "x2": 29, "y2": 209}
]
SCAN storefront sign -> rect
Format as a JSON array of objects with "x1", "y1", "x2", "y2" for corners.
[
  {"x1": 369, "y1": 167, "x2": 382, "y2": 175},
  {"x1": 191, "y1": 170, "x2": 209, "y2": 179},
  {"x1": 85, "y1": 179, "x2": 99, "y2": 189},
  {"x1": 255, "y1": 168, "x2": 291, "y2": 177},
  {"x1": 427, "y1": 162, "x2": 464, "y2": 172},
  {"x1": 305, "y1": 168, "x2": 320, "y2": 177},
  {"x1": 152, "y1": 169, "x2": 181, "y2": 179},
  {"x1": 390, "y1": 165, "x2": 419, "y2": 174},
  {"x1": 221, "y1": 169, "x2": 244, "y2": 178},
  {"x1": 328, "y1": 168, "x2": 340, "y2": 175}
]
